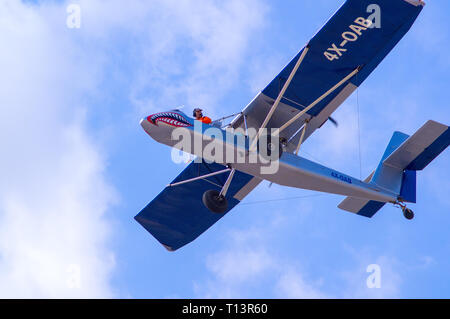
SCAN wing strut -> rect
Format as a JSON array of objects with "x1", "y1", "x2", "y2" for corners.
[
  {"x1": 219, "y1": 169, "x2": 236, "y2": 197},
  {"x1": 168, "y1": 168, "x2": 231, "y2": 187},
  {"x1": 295, "y1": 121, "x2": 309, "y2": 155},
  {"x1": 277, "y1": 66, "x2": 361, "y2": 134},
  {"x1": 250, "y1": 44, "x2": 310, "y2": 151}
]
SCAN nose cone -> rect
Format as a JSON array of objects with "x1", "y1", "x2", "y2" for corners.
[{"x1": 140, "y1": 117, "x2": 153, "y2": 134}]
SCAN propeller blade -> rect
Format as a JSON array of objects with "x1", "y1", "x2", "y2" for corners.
[{"x1": 328, "y1": 116, "x2": 338, "y2": 127}]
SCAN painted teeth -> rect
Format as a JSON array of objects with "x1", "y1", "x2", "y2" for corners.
[{"x1": 151, "y1": 112, "x2": 191, "y2": 127}]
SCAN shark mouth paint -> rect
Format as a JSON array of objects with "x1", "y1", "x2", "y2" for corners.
[{"x1": 147, "y1": 112, "x2": 193, "y2": 128}]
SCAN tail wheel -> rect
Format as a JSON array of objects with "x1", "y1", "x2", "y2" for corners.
[
  {"x1": 402, "y1": 208, "x2": 415, "y2": 220},
  {"x1": 202, "y1": 190, "x2": 228, "y2": 214}
]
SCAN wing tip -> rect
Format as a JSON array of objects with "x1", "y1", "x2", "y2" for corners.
[
  {"x1": 162, "y1": 244, "x2": 176, "y2": 252},
  {"x1": 404, "y1": 0, "x2": 426, "y2": 7}
]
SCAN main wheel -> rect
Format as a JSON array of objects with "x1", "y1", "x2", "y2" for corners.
[
  {"x1": 403, "y1": 208, "x2": 415, "y2": 220},
  {"x1": 202, "y1": 190, "x2": 228, "y2": 214}
]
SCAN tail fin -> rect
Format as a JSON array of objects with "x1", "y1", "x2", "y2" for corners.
[{"x1": 339, "y1": 120, "x2": 449, "y2": 218}]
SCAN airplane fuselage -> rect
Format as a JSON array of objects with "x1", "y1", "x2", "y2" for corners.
[{"x1": 141, "y1": 110, "x2": 399, "y2": 203}]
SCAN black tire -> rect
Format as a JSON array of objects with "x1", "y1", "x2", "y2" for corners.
[
  {"x1": 257, "y1": 134, "x2": 283, "y2": 161},
  {"x1": 403, "y1": 208, "x2": 414, "y2": 220},
  {"x1": 202, "y1": 190, "x2": 228, "y2": 214}
]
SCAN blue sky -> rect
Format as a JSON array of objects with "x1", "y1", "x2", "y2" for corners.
[{"x1": 0, "y1": 0, "x2": 449, "y2": 298}]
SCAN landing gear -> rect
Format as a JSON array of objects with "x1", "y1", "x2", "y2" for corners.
[
  {"x1": 396, "y1": 202, "x2": 415, "y2": 220},
  {"x1": 203, "y1": 168, "x2": 236, "y2": 214},
  {"x1": 203, "y1": 190, "x2": 228, "y2": 214},
  {"x1": 402, "y1": 207, "x2": 415, "y2": 220}
]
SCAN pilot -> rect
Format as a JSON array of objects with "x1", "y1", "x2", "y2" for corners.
[{"x1": 193, "y1": 108, "x2": 212, "y2": 124}]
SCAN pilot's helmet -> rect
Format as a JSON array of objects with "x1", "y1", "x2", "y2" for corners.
[{"x1": 193, "y1": 108, "x2": 203, "y2": 117}]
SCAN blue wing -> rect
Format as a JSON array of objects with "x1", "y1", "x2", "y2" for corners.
[
  {"x1": 262, "y1": 0, "x2": 424, "y2": 116},
  {"x1": 233, "y1": 0, "x2": 424, "y2": 151},
  {"x1": 135, "y1": 161, "x2": 258, "y2": 251}
]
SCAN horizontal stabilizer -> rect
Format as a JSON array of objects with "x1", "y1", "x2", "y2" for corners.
[
  {"x1": 338, "y1": 171, "x2": 386, "y2": 218},
  {"x1": 383, "y1": 120, "x2": 450, "y2": 171},
  {"x1": 338, "y1": 197, "x2": 386, "y2": 218}
]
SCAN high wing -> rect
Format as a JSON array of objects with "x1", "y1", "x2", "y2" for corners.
[
  {"x1": 135, "y1": 161, "x2": 260, "y2": 251},
  {"x1": 137, "y1": 0, "x2": 425, "y2": 251},
  {"x1": 232, "y1": 0, "x2": 424, "y2": 152}
]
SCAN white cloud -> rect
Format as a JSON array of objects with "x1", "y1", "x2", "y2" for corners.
[
  {"x1": 206, "y1": 248, "x2": 274, "y2": 285},
  {"x1": 195, "y1": 218, "x2": 329, "y2": 299},
  {"x1": 2, "y1": 0, "x2": 443, "y2": 299},
  {"x1": 77, "y1": 0, "x2": 269, "y2": 117},
  {"x1": 0, "y1": 124, "x2": 117, "y2": 298},
  {"x1": 0, "y1": 0, "x2": 270, "y2": 297},
  {"x1": 340, "y1": 255, "x2": 402, "y2": 299},
  {"x1": 0, "y1": 0, "x2": 115, "y2": 298},
  {"x1": 275, "y1": 268, "x2": 328, "y2": 299}
]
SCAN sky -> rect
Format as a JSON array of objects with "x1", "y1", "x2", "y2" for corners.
[{"x1": 0, "y1": 0, "x2": 449, "y2": 298}]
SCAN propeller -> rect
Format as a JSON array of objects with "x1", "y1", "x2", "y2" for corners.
[{"x1": 328, "y1": 116, "x2": 339, "y2": 127}]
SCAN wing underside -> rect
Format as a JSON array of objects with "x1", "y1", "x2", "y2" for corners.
[
  {"x1": 232, "y1": 0, "x2": 424, "y2": 151},
  {"x1": 135, "y1": 161, "x2": 260, "y2": 251}
]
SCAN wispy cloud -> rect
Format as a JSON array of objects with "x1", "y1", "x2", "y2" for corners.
[
  {"x1": 3, "y1": 0, "x2": 447, "y2": 299},
  {"x1": 75, "y1": 0, "x2": 269, "y2": 117},
  {"x1": 275, "y1": 268, "x2": 328, "y2": 299},
  {"x1": 194, "y1": 215, "x2": 329, "y2": 299},
  {"x1": 0, "y1": 0, "x2": 116, "y2": 297},
  {"x1": 340, "y1": 254, "x2": 402, "y2": 299},
  {"x1": 0, "y1": 0, "x2": 269, "y2": 297}
]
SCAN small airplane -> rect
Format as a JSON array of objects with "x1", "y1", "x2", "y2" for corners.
[{"x1": 136, "y1": 0, "x2": 449, "y2": 251}]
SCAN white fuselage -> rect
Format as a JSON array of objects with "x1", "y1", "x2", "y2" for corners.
[{"x1": 141, "y1": 110, "x2": 399, "y2": 203}]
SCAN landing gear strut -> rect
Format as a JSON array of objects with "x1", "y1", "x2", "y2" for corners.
[{"x1": 203, "y1": 168, "x2": 236, "y2": 214}]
